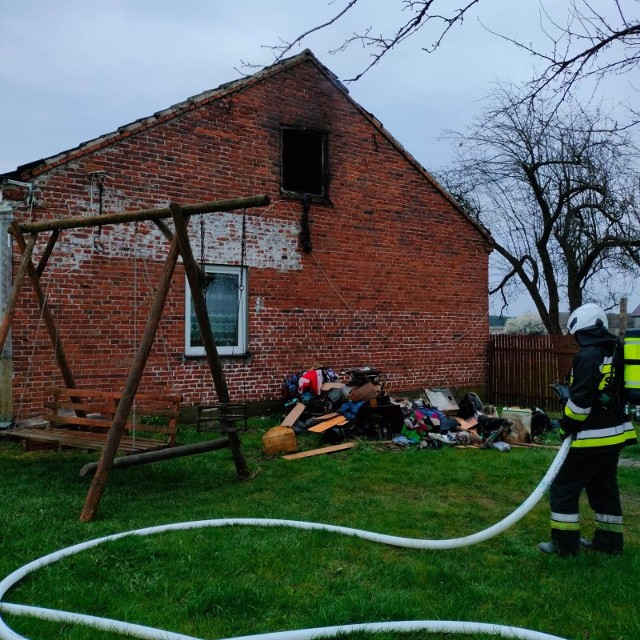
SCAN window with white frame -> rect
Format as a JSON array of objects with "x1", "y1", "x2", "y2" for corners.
[{"x1": 185, "y1": 265, "x2": 247, "y2": 356}]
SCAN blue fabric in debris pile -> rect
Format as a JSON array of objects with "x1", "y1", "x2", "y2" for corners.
[
  {"x1": 393, "y1": 435, "x2": 415, "y2": 446},
  {"x1": 282, "y1": 373, "x2": 301, "y2": 400},
  {"x1": 439, "y1": 415, "x2": 460, "y2": 434},
  {"x1": 338, "y1": 400, "x2": 366, "y2": 421}
]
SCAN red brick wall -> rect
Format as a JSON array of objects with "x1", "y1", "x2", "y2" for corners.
[{"x1": 7, "y1": 58, "x2": 490, "y2": 417}]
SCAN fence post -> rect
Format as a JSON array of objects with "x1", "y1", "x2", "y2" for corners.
[{"x1": 487, "y1": 335, "x2": 495, "y2": 405}]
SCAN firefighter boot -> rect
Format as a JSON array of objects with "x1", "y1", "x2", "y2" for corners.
[{"x1": 537, "y1": 541, "x2": 578, "y2": 556}]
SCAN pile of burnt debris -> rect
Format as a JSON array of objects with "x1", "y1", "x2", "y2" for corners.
[{"x1": 263, "y1": 366, "x2": 557, "y2": 458}]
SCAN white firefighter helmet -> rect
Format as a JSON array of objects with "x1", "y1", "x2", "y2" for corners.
[{"x1": 567, "y1": 303, "x2": 608, "y2": 335}]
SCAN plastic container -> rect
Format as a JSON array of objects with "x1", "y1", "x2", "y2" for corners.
[{"x1": 624, "y1": 329, "x2": 640, "y2": 404}]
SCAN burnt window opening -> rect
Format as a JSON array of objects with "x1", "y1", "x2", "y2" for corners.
[{"x1": 281, "y1": 128, "x2": 327, "y2": 198}]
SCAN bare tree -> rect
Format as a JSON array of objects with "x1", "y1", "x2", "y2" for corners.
[
  {"x1": 265, "y1": 0, "x2": 482, "y2": 82},
  {"x1": 438, "y1": 85, "x2": 640, "y2": 334},
  {"x1": 268, "y1": 0, "x2": 639, "y2": 104}
]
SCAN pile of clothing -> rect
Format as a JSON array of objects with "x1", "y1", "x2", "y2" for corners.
[
  {"x1": 280, "y1": 370, "x2": 554, "y2": 449},
  {"x1": 281, "y1": 366, "x2": 402, "y2": 442}
]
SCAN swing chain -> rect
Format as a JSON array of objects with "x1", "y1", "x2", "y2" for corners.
[
  {"x1": 199, "y1": 214, "x2": 209, "y2": 291},
  {"x1": 239, "y1": 210, "x2": 246, "y2": 293},
  {"x1": 16, "y1": 291, "x2": 49, "y2": 424}
]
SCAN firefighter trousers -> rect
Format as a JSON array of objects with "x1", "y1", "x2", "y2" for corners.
[{"x1": 549, "y1": 448, "x2": 623, "y2": 554}]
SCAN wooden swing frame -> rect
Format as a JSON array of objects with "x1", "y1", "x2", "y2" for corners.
[{"x1": 0, "y1": 194, "x2": 270, "y2": 521}]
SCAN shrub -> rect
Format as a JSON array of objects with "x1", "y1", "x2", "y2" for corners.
[{"x1": 503, "y1": 312, "x2": 548, "y2": 335}]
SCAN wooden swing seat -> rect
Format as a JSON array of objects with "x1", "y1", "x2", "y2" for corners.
[{"x1": 4, "y1": 388, "x2": 182, "y2": 455}]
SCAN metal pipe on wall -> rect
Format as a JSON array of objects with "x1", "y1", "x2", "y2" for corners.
[{"x1": 0, "y1": 203, "x2": 13, "y2": 427}]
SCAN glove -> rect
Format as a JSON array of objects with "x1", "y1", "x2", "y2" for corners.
[{"x1": 559, "y1": 417, "x2": 578, "y2": 441}]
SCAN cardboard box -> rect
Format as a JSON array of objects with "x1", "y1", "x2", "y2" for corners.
[
  {"x1": 424, "y1": 387, "x2": 459, "y2": 414},
  {"x1": 348, "y1": 382, "x2": 379, "y2": 402}
]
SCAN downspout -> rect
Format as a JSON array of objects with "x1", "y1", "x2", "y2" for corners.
[{"x1": 0, "y1": 202, "x2": 13, "y2": 427}]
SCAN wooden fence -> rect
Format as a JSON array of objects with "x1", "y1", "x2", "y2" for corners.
[{"x1": 488, "y1": 334, "x2": 578, "y2": 412}]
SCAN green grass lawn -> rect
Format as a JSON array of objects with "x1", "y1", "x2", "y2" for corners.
[{"x1": 1, "y1": 417, "x2": 639, "y2": 640}]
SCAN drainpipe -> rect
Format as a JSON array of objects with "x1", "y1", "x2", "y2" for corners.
[{"x1": 0, "y1": 202, "x2": 13, "y2": 427}]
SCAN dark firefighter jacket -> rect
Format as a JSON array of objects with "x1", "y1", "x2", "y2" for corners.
[{"x1": 562, "y1": 326, "x2": 637, "y2": 452}]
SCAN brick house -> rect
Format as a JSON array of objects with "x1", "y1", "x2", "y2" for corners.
[{"x1": 1, "y1": 50, "x2": 493, "y2": 420}]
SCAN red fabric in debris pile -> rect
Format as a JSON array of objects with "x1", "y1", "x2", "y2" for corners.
[{"x1": 298, "y1": 369, "x2": 323, "y2": 395}]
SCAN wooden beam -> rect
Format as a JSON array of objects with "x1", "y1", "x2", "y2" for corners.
[
  {"x1": 16, "y1": 195, "x2": 270, "y2": 234},
  {"x1": 152, "y1": 219, "x2": 174, "y2": 244},
  {"x1": 282, "y1": 443, "x2": 356, "y2": 460},
  {"x1": 11, "y1": 224, "x2": 78, "y2": 392},
  {"x1": 36, "y1": 229, "x2": 60, "y2": 277},
  {"x1": 170, "y1": 203, "x2": 250, "y2": 479},
  {"x1": 80, "y1": 233, "x2": 181, "y2": 521},
  {"x1": 78, "y1": 438, "x2": 232, "y2": 477},
  {"x1": 280, "y1": 402, "x2": 306, "y2": 427},
  {"x1": 0, "y1": 232, "x2": 36, "y2": 353},
  {"x1": 307, "y1": 416, "x2": 349, "y2": 433}
]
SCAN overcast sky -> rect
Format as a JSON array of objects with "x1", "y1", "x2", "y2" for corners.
[{"x1": 1, "y1": 1, "x2": 638, "y2": 316}]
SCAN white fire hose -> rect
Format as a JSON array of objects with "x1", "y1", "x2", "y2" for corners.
[{"x1": 0, "y1": 438, "x2": 572, "y2": 640}]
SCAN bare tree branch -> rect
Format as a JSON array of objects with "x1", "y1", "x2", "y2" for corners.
[
  {"x1": 265, "y1": 0, "x2": 638, "y2": 120},
  {"x1": 263, "y1": 0, "x2": 483, "y2": 82},
  {"x1": 265, "y1": 0, "x2": 361, "y2": 65}
]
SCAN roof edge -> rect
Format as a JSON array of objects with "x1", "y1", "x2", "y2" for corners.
[
  {"x1": 1, "y1": 49, "x2": 320, "y2": 180},
  {"x1": 2, "y1": 49, "x2": 492, "y2": 246}
]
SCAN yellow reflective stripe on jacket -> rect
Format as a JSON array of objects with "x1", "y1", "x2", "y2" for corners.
[
  {"x1": 571, "y1": 422, "x2": 637, "y2": 448},
  {"x1": 565, "y1": 353, "x2": 619, "y2": 422},
  {"x1": 564, "y1": 398, "x2": 590, "y2": 422},
  {"x1": 599, "y1": 356, "x2": 614, "y2": 391}
]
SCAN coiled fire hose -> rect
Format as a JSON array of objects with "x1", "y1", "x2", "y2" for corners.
[{"x1": 0, "y1": 437, "x2": 572, "y2": 640}]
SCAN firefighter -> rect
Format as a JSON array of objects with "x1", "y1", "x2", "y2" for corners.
[{"x1": 538, "y1": 303, "x2": 637, "y2": 556}]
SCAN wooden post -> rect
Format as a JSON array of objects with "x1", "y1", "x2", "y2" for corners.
[
  {"x1": 620, "y1": 297, "x2": 628, "y2": 340},
  {"x1": 0, "y1": 232, "x2": 36, "y2": 353},
  {"x1": 80, "y1": 234, "x2": 181, "y2": 521},
  {"x1": 487, "y1": 335, "x2": 495, "y2": 406},
  {"x1": 11, "y1": 224, "x2": 78, "y2": 392},
  {"x1": 170, "y1": 203, "x2": 250, "y2": 479}
]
